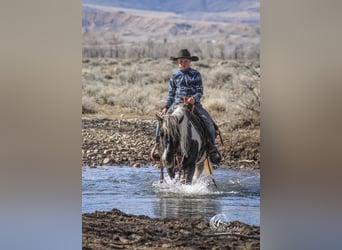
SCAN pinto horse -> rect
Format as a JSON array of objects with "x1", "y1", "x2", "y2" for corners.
[{"x1": 156, "y1": 103, "x2": 213, "y2": 184}]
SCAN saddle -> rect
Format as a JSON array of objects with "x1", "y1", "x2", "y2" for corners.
[{"x1": 183, "y1": 98, "x2": 223, "y2": 147}]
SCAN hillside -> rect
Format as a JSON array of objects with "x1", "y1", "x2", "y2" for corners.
[
  {"x1": 82, "y1": 7, "x2": 259, "y2": 37},
  {"x1": 82, "y1": 3, "x2": 259, "y2": 58},
  {"x1": 83, "y1": 0, "x2": 259, "y2": 15}
]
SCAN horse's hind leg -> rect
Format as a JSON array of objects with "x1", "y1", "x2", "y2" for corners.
[
  {"x1": 193, "y1": 162, "x2": 204, "y2": 181},
  {"x1": 160, "y1": 166, "x2": 164, "y2": 183}
]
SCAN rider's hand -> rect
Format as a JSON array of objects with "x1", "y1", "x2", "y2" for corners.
[
  {"x1": 160, "y1": 108, "x2": 167, "y2": 116},
  {"x1": 187, "y1": 97, "x2": 195, "y2": 105}
]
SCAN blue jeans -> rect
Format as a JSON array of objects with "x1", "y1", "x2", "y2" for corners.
[{"x1": 155, "y1": 102, "x2": 216, "y2": 145}]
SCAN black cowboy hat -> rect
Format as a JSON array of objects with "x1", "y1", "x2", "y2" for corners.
[{"x1": 170, "y1": 49, "x2": 199, "y2": 61}]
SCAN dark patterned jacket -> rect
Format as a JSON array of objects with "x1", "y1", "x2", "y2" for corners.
[{"x1": 164, "y1": 68, "x2": 203, "y2": 110}]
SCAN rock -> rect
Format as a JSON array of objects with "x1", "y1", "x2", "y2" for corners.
[
  {"x1": 103, "y1": 158, "x2": 111, "y2": 165},
  {"x1": 103, "y1": 149, "x2": 111, "y2": 155},
  {"x1": 133, "y1": 163, "x2": 141, "y2": 168}
]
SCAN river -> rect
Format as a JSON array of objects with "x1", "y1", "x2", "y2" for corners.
[{"x1": 82, "y1": 165, "x2": 260, "y2": 226}]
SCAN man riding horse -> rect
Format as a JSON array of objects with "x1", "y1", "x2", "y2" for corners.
[{"x1": 151, "y1": 49, "x2": 221, "y2": 164}]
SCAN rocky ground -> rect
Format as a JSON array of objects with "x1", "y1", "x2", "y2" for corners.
[
  {"x1": 82, "y1": 116, "x2": 260, "y2": 249},
  {"x1": 83, "y1": 209, "x2": 260, "y2": 250},
  {"x1": 82, "y1": 117, "x2": 260, "y2": 170}
]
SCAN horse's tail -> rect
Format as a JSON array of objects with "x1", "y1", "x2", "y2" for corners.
[{"x1": 204, "y1": 158, "x2": 218, "y2": 189}]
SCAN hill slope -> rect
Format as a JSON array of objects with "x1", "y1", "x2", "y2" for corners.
[
  {"x1": 83, "y1": 0, "x2": 259, "y2": 14},
  {"x1": 82, "y1": 4, "x2": 259, "y2": 49}
]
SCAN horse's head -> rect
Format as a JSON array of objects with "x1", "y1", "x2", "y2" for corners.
[{"x1": 156, "y1": 112, "x2": 185, "y2": 169}]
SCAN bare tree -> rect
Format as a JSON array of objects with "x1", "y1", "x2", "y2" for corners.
[
  {"x1": 238, "y1": 64, "x2": 260, "y2": 124},
  {"x1": 144, "y1": 39, "x2": 154, "y2": 58},
  {"x1": 218, "y1": 43, "x2": 226, "y2": 60},
  {"x1": 108, "y1": 33, "x2": 122, "y2": 58}
]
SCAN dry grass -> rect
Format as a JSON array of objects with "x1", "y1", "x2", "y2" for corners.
[{"x1": 82, "y1": 57, "x2": 260, "y2": 129}]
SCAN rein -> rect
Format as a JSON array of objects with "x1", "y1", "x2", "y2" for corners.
[{"x1": 183, "y1": 97, "x2": 195, "y2": 113}]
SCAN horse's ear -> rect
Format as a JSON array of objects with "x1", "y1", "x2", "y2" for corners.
[
  {"x1": 156, "y1": 114, "x2": 163, "y2": 123},
  {"x1": 178, "y1": 115, "x2": 184, "y2": 124}
]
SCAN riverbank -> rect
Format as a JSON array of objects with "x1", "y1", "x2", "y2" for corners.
[
  {"x1": 82, "y1": 116, "x2": 260, "y2": 170},
  {"x1": 83, "y1": 208, "x2": 260, "y2": 249}
]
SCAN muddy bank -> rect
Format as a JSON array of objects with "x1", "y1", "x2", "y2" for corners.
[
  {"x1": 83, "y1": 208, "x2": 260, "y2": 250},
  {"x1": 82, "y1": 117, "x2": 260, "y2": 170}
]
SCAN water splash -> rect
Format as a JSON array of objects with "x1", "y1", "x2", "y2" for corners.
[{"x1": 153, "y1": 175, "x2": 222, "y2": 195}]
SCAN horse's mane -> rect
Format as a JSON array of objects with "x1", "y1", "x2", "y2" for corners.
[
  {"x1": 163, "y1": 115, "x2": 180, "y2": 143},
  {"x1": 163, "y1": 104, "x2": 191, "y2": 157}
]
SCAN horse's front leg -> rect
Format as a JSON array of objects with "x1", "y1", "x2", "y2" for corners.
[
  {"x1": 167, "y1": 166, "x2": 175, "y2": 180},
  {"x1": 184, "y1": 162, "x2": 196, "y2": 185}
]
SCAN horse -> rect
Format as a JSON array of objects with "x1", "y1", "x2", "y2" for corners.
[{"x1": 156, "y1": 103, "x2": 214, "y2": 184}]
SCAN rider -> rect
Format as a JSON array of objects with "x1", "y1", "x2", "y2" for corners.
[{"x1": 150, "y1": 49, "x2": 221, "y2": 164}]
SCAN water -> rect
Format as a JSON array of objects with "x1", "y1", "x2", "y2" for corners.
[{"x1": 82, "y1": 165, "x2": 260, "y2": 226}]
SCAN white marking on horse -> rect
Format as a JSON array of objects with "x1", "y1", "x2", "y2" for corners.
[
  {"x1": 173, "y1": 107, "x2": 190, "y2": 157},
  {"x1": 161, "y1": 144, "x2": 171, "y2": 168},
  {"x1": 190, "y1": 121, "x2": 202, "y2": 152}
]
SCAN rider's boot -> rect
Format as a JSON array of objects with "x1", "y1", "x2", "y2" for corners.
[
  {"x1": 209, "y1": 144, "x2": 221, "y2": 164},
  {"x1": 150, "y1": 143, "x2": 160, "y2": 161}
]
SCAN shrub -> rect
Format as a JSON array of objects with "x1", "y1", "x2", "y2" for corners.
[
  {"x1": 81, "y1": 58, "x2": 260, "y2": 127},
  {"x1": 82, "y1": 95, "x2": 98, "y2": 114},
  {"x1": 203, "y1": 98, "x2": 226, "y2": 112}
]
